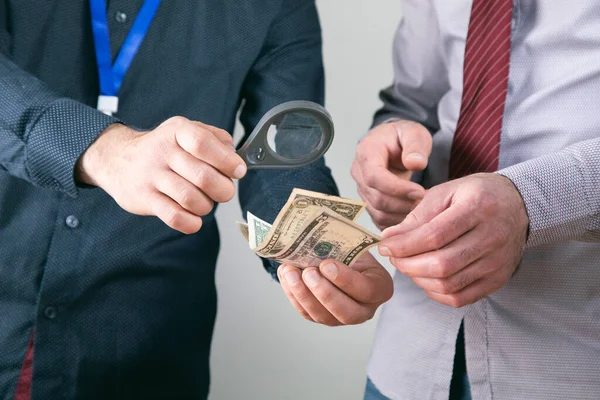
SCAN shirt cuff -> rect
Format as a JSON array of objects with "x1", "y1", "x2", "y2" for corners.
[
  {"x1": 26, "y1": 98, "x2": 119, "y2": 197},
  {"x1": 497, "y1": 151, "x2": 590, "y2": 248}
]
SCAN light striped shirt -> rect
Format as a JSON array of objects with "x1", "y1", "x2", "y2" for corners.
[{"x1": 368, "y1": 1, "x2": 600, "y2": 399}]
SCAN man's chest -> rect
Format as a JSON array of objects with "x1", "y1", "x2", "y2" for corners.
[{"x1": 5, "y1": 0, "x2": 280, "y2": 127}]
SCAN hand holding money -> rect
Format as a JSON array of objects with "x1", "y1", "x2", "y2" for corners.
[
  {"x1": 237, "y1": 189, "x2": 392, "y2": 326},
  {"x1": 278, "y1": 252, "x2": 393, "y2": 326},
  {"x1": 237, "y1": 189, "x2": 382, "y2": 269}
]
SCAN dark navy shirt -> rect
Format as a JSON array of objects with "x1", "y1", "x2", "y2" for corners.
[{"x1": 0, "y1": 1, "x2": 338, "y2": 399}]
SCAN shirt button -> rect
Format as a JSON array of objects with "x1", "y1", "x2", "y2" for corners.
[
  {"x1": 115, "y1": 11, "x2": 127, "y2": 23},
  {"x1": 65, "y1": 215, "x2": 80, "y2": 229},
  {"x1": 44, "y1": 306, "x2": 57, "y2": 320}
]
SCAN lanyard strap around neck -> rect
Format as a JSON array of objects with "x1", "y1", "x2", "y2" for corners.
[{"x1": 89, "y1": 0, "x2": 161, "y2": 99}]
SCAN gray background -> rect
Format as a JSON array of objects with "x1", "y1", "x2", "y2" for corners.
[{"x1": 210, "y1": 2, "x2": 401, "y2": 399}]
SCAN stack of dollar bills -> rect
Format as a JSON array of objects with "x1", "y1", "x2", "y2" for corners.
[{"x1": 237, "y1": 189, "x2": 381, "y2": 269}]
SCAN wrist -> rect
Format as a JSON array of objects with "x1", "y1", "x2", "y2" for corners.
[
  {"x1": 75, "y1": 123, "x2": 134, "y2": 187},
  {"x1": 495, "y1": 173, "x2": 530, "y2": 242}
]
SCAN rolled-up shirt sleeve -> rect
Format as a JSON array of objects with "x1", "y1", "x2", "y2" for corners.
[{"x1": 498, "y1": 137, "x2": 600, "y2": 247}]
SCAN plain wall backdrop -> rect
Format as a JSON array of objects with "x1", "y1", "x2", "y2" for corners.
[{"x1": 210, "y1": 2, "x2": 402, "y2": 399}]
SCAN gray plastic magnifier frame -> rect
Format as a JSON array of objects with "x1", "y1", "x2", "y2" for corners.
[{"x1": 237, "y1": 100, "x2": 334, "y2": 170}]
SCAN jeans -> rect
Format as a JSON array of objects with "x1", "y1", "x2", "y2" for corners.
[
  {"x1": 364, "y1": 376, "x2": 471, "y2": 400},
  {"x1": 364, "y1": 377, "x2": 392, "y2": 400}
]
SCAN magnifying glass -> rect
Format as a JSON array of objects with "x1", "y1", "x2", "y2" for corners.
[{"x1": 237, "y1": 100, "x2": 334, "y2": 170}]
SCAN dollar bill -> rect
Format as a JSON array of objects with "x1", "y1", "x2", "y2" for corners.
[
  {"x1": 268, "y1": 207, "x2": 381, "y2": 268},
  {"x1": 247, "y1": 211, "x2": 272, "y2": 249},
  {"x1": 236, "y1": 221, "x2": 249, "y2": 242},
  {"x1": 253, "y1": 189, "x2": 366, "y2": 257}
]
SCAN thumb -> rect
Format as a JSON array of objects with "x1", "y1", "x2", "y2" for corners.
[
  {"x1": 319, "y1": 255, "x2": 391, "y2": 304},
  {"x1": 393, "y1": 121, "x2": 432, "y2": 172}
]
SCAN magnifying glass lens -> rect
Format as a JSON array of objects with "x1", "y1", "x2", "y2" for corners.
[
  {"x1": 266, "y1": 112, "x2": 323, "y2": 159},
  {"x1": 236, "y1": 100, "x2": 334, "y2": 169}
]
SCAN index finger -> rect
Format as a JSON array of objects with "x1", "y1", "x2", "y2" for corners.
[
  {"x1": 191, "y1": 121, "x2": 234, "y2": 147},
  {"x1": 359, "y1": 164, "x2": 425, "y2": 198},
  {"x1": 380, "y1": 202, "x2": 478, "y2": 258},
  {"x1": 175, "y1": 122, "x2": 247, "y2": 179}
]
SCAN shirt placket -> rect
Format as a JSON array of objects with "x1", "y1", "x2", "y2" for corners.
[{"x1": 32, "y1": 196, "x2": 92, "y2": 399}]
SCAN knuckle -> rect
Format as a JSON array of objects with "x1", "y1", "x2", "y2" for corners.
[
  {"x1": 339, "y1": 312, "x2": 364, "y2": 326},
  {"x1": 373, "y1": 218, "x2": 387, "y2": 230},
  {"x1": 367, "y1": 207, "x2": 399, "y2": 231},
  {"x1": 184, "y1": 135, "x2": 205, "y2": 156},
  {"x1": 434, "y1": 278, "x2": 453, "y2": 295},
  {"x1": 382, "y1": 281, "x2": 394, "y2": 302},
  {"x1": 491, "y1": 223, "x2": 510, "y2": 244},
  {"x1": 356, "y1": 139, "x2": 368, "y2": 155},
  {"x1": 457, "y1": 273, "x2": 472, "y2": 290},
  {"x1": 362, "y1": 285, "x2": 378, "y2": 304},
  {"x1": 312, "y1": 315, "x2": 329, "y2": 325},
  {"x1": 369, "y1": 192, "x2": 387, "y2": 210},
  {"x1": 197, "y1": 199, "x2": 214, "y2": 216},
  {"x1": 428, "y1": 257, "x2": 444, "y2": 276},
  {"x1": 446, "y1": 294, "x2": 464, "y2": 308},
  {"x1": 300, "y1": 311, "x2": 312, "y2": 322},
  {"x1": 192, "y1": 131, "x2": 209, "y2": 150},
  {"x1": 220, "y1": 180, "x2": 236, "y2": 202},
  {"x1": 435, "y1": 257, "x2": 455, "y2": 277},
  {"x1": 293, "y1": 289, "x2": 312, "y2": 304},
  {"x1": 363, "y1": 171, "x2": 378, "y2": 188},
  {"x1": 294, "y1": 294, "x2": 311, "y2": 306},
  {"x1": 164, "y1": 206, "x2": 183, "y2": 227},
  {"x1": 210, "y1": 179, "x2": 235, "y2": 203},
  {"x1": 426, "y1": 228, "x2": 447, "y2": 250},
  {"x1": 474, "y1": 189, "x2": 498, "y2": 215},
  {"x1": 404, "y1": 212, "x2": 420, "y2": 226},
  {"x1": 459, "y1": 245, "x2": 477, "y2": 263},
  {"x1": 177, "y1": 187, "x2": 193, "y2": 209},
  {"x1": 367, "y1": 207, "x2": 384, "y2": 224},
  {"x1": 193, "y1": 166, "x2": 207, "y2": 189},
  {"x1": 319, "y1": 289, "x2": 336, "y2": 305},
  {"x1": 216, "y1": 128, "x2": 230, "y2": 139},
  {"x1": 350, "y1": 162, "x2": 359, "y2": 181},
  {"x1": 166, "y1": 116, "x2": 189, "y2": 127},
  {"x1": 218, "y1": 144, "x2": 236, "y2": 164}
]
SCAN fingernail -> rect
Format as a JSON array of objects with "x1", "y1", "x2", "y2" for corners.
[
  {"x1": 303, "y1": 269, "x2": 321, "y2": 287},
  {"x1": 407, "y1": 191, "x2": 423, "y2": 201},
  {"x1": 379, "y1": 245, "x2": 391, "y2": 257},
  {"x1": 321, "y1": 262, "x2": 338, "y2": 279},
  {"x1": 233, "y1": 164, "x2": 247, "y2": 179},
  {"x1": 407, "y1": 152, "x2": 427, "y2": 162},
  {"x1": 284, "y1": 269, "x2": 300, "y2": 286}
]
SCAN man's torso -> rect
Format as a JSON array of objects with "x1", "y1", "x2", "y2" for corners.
[
  {"x1": 1, "y1": 1, "x2": 282, "y2": 398},
  {"x1": 369, "y1": 1, "x2": 600, "y2": 399}
]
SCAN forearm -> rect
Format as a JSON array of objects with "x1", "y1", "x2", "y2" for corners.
[
  {"x1": 0, "y1": 53, "x2": 118, "y2": 196},
  {"x1": 237, "y1": 0, "x2": 339, "y2": 277},
  {"x1": 498, "y1": 137, "x2": 600, "y2": 247}
]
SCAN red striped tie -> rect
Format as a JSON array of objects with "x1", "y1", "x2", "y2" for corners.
[{"x1": 449, "y1": 0, "x2": 514, "y2": 179}]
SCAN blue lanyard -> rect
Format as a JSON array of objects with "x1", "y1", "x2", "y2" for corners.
[{"x1": 89, "y1": 0, "x2": 161, "y2": 97}]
